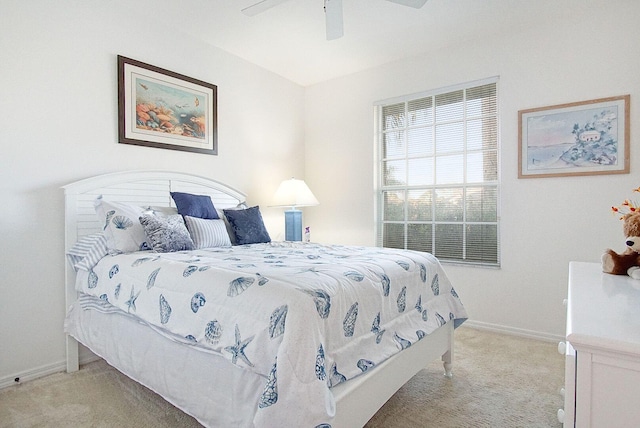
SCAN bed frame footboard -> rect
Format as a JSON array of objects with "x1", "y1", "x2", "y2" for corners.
[{"x1": 332, "y1": 321, "x2": 455, "y2": 428}]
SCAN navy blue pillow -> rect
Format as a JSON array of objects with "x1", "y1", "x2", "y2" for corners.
[
  {"x1": 223, "y1": 206, "x2": 271, "y2": 245},
  {"x1": 170, "y1": 192, "x2": 219, "y2": 219}
]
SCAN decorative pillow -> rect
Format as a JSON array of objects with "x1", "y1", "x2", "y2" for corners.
[
  {"x1": 184, "y1": 216, "x2": 232, "y2": 249},
  {"x1": 220, "y1": 203, "x2": 248, "y2": 245},
  {"x1": 170, "y1": 192, "x2": 219, "y2": 219},
  {"x1": 139, "y1": 214, "x2": 195, "y2": 253},
  {"x1": 66, "y1": 233, "x2": 109, "y2": 272},
  {"x1": 223, "y1": 206, "x2": 271, "y2": 245},
  {"x1": 94, "y1": 196, "x2": 151, "y2": 254}
]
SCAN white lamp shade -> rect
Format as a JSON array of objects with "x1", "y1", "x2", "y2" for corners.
[{"x1": 271, "y1": 178, "x2": 319, "y2": 208}]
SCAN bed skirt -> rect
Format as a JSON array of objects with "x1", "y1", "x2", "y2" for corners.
[{"x1": 65, "y1": 302, "x2": 266, "y2": 427}]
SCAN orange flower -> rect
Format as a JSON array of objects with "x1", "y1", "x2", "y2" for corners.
[{"x1": 610, "y1": 187, "x2": 640, "y2": 219}]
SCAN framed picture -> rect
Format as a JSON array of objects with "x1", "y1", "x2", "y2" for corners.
[
  {"x1": 118, "y1": 55, "x2": 217, "y2": 155},
  {"x1": 518, "y1": 95, "x2": 629, "y2": 178}
]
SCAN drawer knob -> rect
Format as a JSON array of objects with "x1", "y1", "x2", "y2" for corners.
[{"x1": 558, "y1": 341, "x2": 566, "y2": 355}]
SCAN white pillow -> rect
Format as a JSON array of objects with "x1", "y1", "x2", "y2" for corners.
[
  {"x1": 184, "y1": 216, "x2": 232, "y2": 249},
  {"x1": 94, "y1": 196, "x2": 151, "y2": 254}
]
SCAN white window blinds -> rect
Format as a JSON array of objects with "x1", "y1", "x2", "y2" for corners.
[{"x1": 375, "y1": 78, "x2": 499, "y2": 266}]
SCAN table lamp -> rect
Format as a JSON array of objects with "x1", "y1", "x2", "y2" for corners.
[{"x1": 271, "y1": 178, "x2": 319, "y2": 241}]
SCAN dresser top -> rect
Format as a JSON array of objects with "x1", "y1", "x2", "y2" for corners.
[{"x1": 567, "y1": 261, "x2": 640, "y2": 354}]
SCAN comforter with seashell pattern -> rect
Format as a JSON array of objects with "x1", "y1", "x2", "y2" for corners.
[{"x1": 74, "y1": 241, "x2": 467, "y2": 427}]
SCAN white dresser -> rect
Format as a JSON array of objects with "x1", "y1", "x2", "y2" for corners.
[{"x1": 560, "y1": 261, "x2": 640, "y2": 427}]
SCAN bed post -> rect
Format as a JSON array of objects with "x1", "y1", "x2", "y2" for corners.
[
  {"x1": 442, "y1": 323, "x2": 454, "y2": 378},
  {"x1": 64, "y1": 186, "x2": 80, "y2": 373},
  {"x1": 66, "y1": 336, "x2": 79, "y2": 372},
  {"x1": 65, "y1": 250, "x2": 80, "y2": 373}
]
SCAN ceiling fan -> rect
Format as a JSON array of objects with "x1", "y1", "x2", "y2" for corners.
[{"x1": 242, "y1": 0, "x2": 429, "y2": 40}]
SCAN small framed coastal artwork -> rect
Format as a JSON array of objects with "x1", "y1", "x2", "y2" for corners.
[
  {"x1": 518, "y1": 95, "x2": 629, "y2": 178},
  {"x1": 118, "y1": 55, "x2": 217, "y2": 155}
]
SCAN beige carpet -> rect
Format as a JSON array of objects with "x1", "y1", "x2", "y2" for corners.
[{"x1": 0, "y1": 327, "x2": 564, "y2": 427}]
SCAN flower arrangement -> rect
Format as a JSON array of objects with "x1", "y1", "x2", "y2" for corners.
[{"x1": 611, "y1": 187, "x2": 640, "y2": 218}]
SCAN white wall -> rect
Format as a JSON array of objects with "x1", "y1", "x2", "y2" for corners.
[
  {"x1": 304, "y1": 0, "x2": 640, "y2": 339},
  {"x1": 0, "y1": 2, "x2": 304, "y2": 383}
]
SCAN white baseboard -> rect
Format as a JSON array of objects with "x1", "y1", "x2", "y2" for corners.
[
  {"x1": 0, "y1": 360, "x2": 66, "y2": 390},
  {"x1": 461, "y1": 319, "x2": 564, "y2": 343},
  {"x1": 0, "y1": 352, "x2": 99, "y2": 391}
]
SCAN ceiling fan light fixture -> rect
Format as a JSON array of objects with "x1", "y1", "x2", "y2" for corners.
[{"x1": 242, "y1": 0, "x2": 427, "y2": 41}]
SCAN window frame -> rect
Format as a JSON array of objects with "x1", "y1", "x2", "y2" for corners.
[{"x1": 374, "y1": 77, "x2": 500, "y2": 267}]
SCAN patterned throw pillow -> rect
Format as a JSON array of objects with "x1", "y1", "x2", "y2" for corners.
[
  {"x1": 139, "y1": 214, "x2": 195, "y2": 253},
  {"x1": 223, "y1": 206, "x2": 271, "y2": 245},
  {"x1": 94, "y1": 196, "x2": 151, "y2": 254},
  {"x1": 184, "y1": 216, "x2": 232, "y2": 249}
]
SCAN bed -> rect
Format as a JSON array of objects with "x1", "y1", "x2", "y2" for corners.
[{"x1": 63, "y1": 170, "x2": 467, "y2": 427}]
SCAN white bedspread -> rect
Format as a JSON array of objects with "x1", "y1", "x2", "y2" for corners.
[{"x1": 74, "y1": 242, "x2": 467, "y2": 427}]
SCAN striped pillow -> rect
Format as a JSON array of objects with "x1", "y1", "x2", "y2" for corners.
[
  {"x1": 66, "y1": 233, "x2": 109, "y2": 271},
  {"x1": 184, "y1": 216, "x2": 232, "y2": 249}
]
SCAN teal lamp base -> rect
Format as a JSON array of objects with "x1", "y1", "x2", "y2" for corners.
[{"x1": 284, "y1": 209, "x2": 302, "y2": 241}]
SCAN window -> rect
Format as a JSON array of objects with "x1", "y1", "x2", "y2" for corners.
[{"x1": 375, "y1": 78, "x2": 499, "y2": 266}]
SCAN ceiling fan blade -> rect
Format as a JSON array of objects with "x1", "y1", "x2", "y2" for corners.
[
  {"x1": 242, "y1": 0, "x2": 291, "y2": 16},
  {"x1": 325, "y1": 0, "x2": 344, "y2": 40},
  {"x1": 386, "y1": 0, "x2": 428, "y2": 8}
]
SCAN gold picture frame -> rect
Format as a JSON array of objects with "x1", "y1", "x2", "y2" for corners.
[{"x1": 518, "y1": 95, "x2": 629, "y2": 178}]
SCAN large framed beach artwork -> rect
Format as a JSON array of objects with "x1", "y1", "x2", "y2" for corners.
[
  {"x1": 518, "y1": 95, "x2": 629, "y2": 178},
  {"x1": 118, "y1": 56, "x2": 217, "y2": 155}
]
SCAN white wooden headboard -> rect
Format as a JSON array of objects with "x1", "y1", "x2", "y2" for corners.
[
  {"x1": 63, "y1": 170, "x2": 246, "y2": 250},
  {"x1": 62, "y1": 170, "x2": 246, "y2": 371}
]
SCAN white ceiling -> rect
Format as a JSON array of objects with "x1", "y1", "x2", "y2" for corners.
[{"x1": 162, "y1": 0, "x2": 576, "y2": 86}]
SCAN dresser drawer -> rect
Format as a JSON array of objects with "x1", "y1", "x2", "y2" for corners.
[{"x1": 575, "y1": 350, "x2": 640, "y2": 427}]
